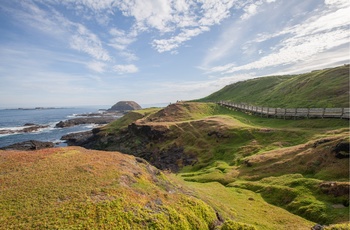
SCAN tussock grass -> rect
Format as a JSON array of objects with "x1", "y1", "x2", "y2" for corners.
[{"x1": 0, "y1": 147, "x2": 217, "y2": 229}]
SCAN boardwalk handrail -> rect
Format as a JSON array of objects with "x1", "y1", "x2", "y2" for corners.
[{"x1": 217, "y1": 101, "x2": 350, "y2": 119}]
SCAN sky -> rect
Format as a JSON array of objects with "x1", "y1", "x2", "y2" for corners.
[{"x1": 0, "y1": 0, "x2": 349, "y2": 108}]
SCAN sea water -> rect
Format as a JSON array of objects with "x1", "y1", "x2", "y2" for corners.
[{"x1": 0, "y1": 107, "x2": 105, "y2": 148}]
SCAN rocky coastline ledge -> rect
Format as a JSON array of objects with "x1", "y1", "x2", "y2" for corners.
[
  {"x1": 0, "y1": 140, "x2": 54, "y2": 151},
  {"x1": 0, "y1": 101, "x2": 142, "y2": 150},
  {"x1": 55, "y1": 116, "x2": 118, "y2": 128},
  {"x1": 0, "y1": 123, "x2": 49, "y2": 135}
]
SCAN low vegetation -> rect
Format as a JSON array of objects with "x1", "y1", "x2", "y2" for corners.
[
  {"x1": 0, "y1": 147, "x2": 218, "y2": 229},
  {"x1": 199, "y1": 65, "x2": 349, "y2": 108},
  {"x1": 1, "y1": 65, "x2": 349, "y2": 228},
  {"x1": 79, "y1": 100, "x2": 349, "y2": 228}
]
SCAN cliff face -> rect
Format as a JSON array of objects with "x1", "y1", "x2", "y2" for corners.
[
  {"x1": 108, "y1": 101, "x2": 142, "y2": 111},
  {"x1": 72, "y1": 123, "x2": 197, "y2": 172}
]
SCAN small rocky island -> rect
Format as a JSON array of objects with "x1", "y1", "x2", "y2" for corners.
[
  {"x1": 60, "y1": 101, "x2": 142, "y2": 145},
  {"x1": 108, "y1": 101, "x2": 142, "y2": 111},
  {"x1": 56, "y1": 101, "x2": 142, "y2": 128}
]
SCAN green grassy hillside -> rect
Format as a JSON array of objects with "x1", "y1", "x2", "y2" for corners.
[
  {"x1": 2, "y1": 101, "x2": 349, "y2": 229},
  {"x1": 0, "y1": 147, "x2": 218, "y2": 229},
  {"x1": 79, "y1": 102, "x2": 349, "y2": 227},
  {"x1": 199, "y1": 65, "x2": 349, "y2": 108}
]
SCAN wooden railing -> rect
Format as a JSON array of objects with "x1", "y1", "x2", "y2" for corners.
[{"x1": 217, "y1": 101, "x2": 350, "y2": 119}]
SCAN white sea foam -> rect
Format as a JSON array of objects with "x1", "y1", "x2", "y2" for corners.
[
  {"x1": 83, "y1": 124, "x2": 100, "y2": 129},
  {"x1": 0, "y1": 126, "x2": 27, "y2": 131},
  {"x1": 67, "y1": 114, "x2": 78, "y2": 118},
  {"x1": 0, "y1": 133, "x2": 14, "y2": 137}
]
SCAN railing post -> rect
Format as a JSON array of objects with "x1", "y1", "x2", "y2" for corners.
[{"x1": 322, "y1": 108, "x2": 325, "y2": 119}]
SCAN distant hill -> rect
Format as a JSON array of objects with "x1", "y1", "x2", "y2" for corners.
[
  {"x1": 198, "y1": 65, "x2": 349, "y2": 108},
  {"x1": 108, "y1": 101, "x2": 142, "y2": 111}
]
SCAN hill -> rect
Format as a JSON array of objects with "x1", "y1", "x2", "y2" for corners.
[
  {"x1": 198, "y1": 65, "x2": 349, "y2": 108},
  {"x1": 68, "y1": 101, "x2": 349, "y2": 227},
  {"x1": 0, "y1": 147, "x2": 218, "y2": 229},
  {"x1": 1, "y1": 102, "x2": 349, "y2": 229},
  {"x1": 108, "y1": 101, "x2": 142, "y2": 111}
]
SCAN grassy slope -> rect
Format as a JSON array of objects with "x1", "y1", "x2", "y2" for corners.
[
  {"x1": 1, "y1": 102, "x2": 349, "y2": 229},
  {"x1": 199, "y1": 64, "x2": 349, "y2": 108},
  {"x1": 0, "y1": 147, "x2": 217, "y2": 229},
  {"x1": 94, "y1": 102, "x2": 349, "y2": 227},
  {"x1": 169, "y1": 178, "x2": 314, "y2": 230}
]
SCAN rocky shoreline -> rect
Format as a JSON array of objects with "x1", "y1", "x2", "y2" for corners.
[
  {"x1": 0, "y1": 140, "x2": 55, "y2": 151},
  {"x1": 55, "y1": 117, "x2": 117, "y2": 128},
  {"x1": 0, "y1": 113, "x2": 120, "y2": 150},
  {"x1": 0, "y1": 123, "x2": 49, "y2": 135},
  {"x1": 0, "y1": 101, "x2": 142, "y2": 151}
]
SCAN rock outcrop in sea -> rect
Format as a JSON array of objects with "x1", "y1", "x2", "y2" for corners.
[
  {"x1": 108, "y1": 101, "x2": 142, "y2": 111},
  {"x1": 0, "y1": 140, "x2": 54, "y2": 150}
]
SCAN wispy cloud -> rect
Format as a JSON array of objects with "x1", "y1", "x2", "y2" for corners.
[
  {"x1": 70, "y1": 24, "x2": 111, "y2": 61},
  {"x1": 108, "y1": 28, "x2": 136, "y2": 51},
  {"x1": 113, "y1": 0, "x2": 237, "y2": 53},
  {"x1": 113, "y1": 64, "x2": 139, "y2": 74},
  {"x1": 241, "y1": 0, "x2": 277, "y2": 20},
  {"x1": 142, "y1": 73, "x2": 256, "y2": 102},
  {"x1": 87, "y1": 61, "x2": 107, "y2": 73},
  {"x1": 153, "y1": 26, "x2": 210, "y2": 52},
  {"x1": 204, "y1": 0, "x2": 350, "y2": 75},
  {"x1": 5, "y1": 1, "x2": 112, "y2": 63}
]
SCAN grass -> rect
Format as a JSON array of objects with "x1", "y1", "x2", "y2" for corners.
[
  {"x1": 168, "y1": 174, "x2": 315, "y2": 229},
  {"x1": 181, "y1": 130, "x2": 349, "y2": 225},
  {"x1": 227, "y1": 174, "x2": 349, "y2": 225},
  {"x1": 0, "y1": 147, "x2": 218, "y2": 229},
  {"x1": 51, "y1": 101, "x2": 349, "y2": 228},
  {"x1": 199, "y1": 64, "x2": 349, "y2": 108}
]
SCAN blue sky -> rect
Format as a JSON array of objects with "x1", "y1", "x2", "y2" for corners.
[{"x1": 0, "y1": 0, "x2": 349, "y2": 108}]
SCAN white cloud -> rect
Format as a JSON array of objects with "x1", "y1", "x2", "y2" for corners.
[
  {"x1": 152, "y1": 27, "x2": 210, "y2": 52},
  {"x1": 87, "y1": 61, "x2": 106, "y2": 73},
  {"x1": 70, "y1": 24, "x2": 111, "y2": 61},
  {"x1": 241, "y1": 0, "x2": 279, "y2": 20},
  {"x1": 205, "y1": 0, "x2": 350, "y2": 74},
  {"x1": 113, "y1": 64, "x2": 139, "y2": 74},
  {"x1": 116, "y1": 0, "x2": 174, "y2": 32},
  {"x1": 325, "y1": 0, "x2": 350, "y2": 7},
  {"x1": 241, "y1": 3, "x2": 258, "y2": 20},
  {"x1": 22, "y1": 0, "x2": 251, "y2": 54},
  {"x1": 119, "y1": 51, "x2": 138, "y2": 62},
  {"x1": 114, "y1": 0, "x2": 237, "y2": 53},
  {"x1": 225, "y1": 29, "x2": 348, "y2": 74},
  {"x1": 6, "y1": 1, "x2": 112, "y2": 63},
  {"x1": 143, "y1": 72, "x2": 256, "y2": 102},
  {"x1": 108, "y1": 27, "x2": 137, "y2": 56}
]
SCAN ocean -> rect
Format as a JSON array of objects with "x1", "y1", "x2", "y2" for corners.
[{"x1": 0, "y1": 107, "x2": 105, "y2": 148}]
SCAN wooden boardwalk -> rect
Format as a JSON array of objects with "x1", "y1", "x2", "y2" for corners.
[{"x1": 217, "y1": 101, "x2": 350, "y2": 119}]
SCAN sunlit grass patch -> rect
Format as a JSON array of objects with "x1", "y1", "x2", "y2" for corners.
[
  {"x1": 0, "y1": 147, "x2": 218, "y2": 229},
  {"x1": 228, "y1": 174, "x2": 349, "y2": 225}
]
